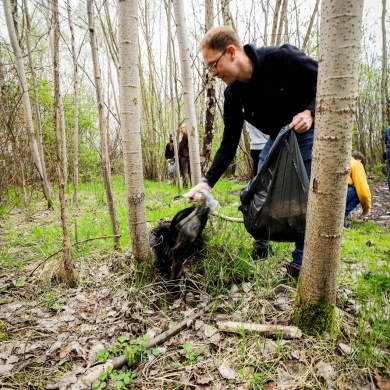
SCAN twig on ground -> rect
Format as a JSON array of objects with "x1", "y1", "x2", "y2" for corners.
[
  {"x1": 217, "y1": 321, "x2": 302, "y2": 339},
  {"x1": 211, "y1": 211, "x2": 244, "y2": 223},
  {"x1": 80, "y1": 303, "x2": 212, "y2": 385},
  {"x1": 29, "y1": 235, "x2": 121, "y2": 276}
]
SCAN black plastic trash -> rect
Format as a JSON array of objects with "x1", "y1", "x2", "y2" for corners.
[
  {"x1": 239, "y1": 125, "x2": 309, "y2": 242},
  {"x1": 150, "y1": 190, "x2": 219, "y2": 279}
]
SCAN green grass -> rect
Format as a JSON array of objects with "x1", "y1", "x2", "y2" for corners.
[{"x1": 1, "y1": 176, "x2": 389, "y2": 388}]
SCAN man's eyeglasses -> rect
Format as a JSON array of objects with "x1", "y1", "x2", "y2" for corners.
[{"x1": 206, "y1": 49, "x2": 227, "y2": 73}]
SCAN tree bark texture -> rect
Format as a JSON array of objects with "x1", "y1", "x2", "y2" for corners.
[
  {"x1": 53, "y1": 0, "x2": 76, "y2": 287},
  {"x1": 173, "y1": 0, "x2": 202, "y2": 185},
  {"x1": 3, "y1": 0, "x2": 52, "y2": 205},
  {"x1": 66, "y1": 0, "x2": 80, "y2": 205},
  {"x1": 118, "y1": 0, "x2": 151, "y2": 262},
  {"x1": 201, "y1": 0, "x2": 216, "y2": 176},
  {"x1": 295, "y1": 0, "x2": 364, "y2": 334},
  {"x1": 87, "y1": 0, "x2": 120, "y2": 249}
]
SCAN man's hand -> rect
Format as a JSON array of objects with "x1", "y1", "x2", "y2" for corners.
[
  {"x1": 184, "y1": 181, "x2": 211, "y2": 202},
  {"x1": 289, "y1": 109, "x2": 314, "y2": 133}
]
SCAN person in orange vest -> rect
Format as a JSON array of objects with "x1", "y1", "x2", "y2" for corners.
[{"x1": 344, "y1": 151, "x2": 371, "y2": 229}]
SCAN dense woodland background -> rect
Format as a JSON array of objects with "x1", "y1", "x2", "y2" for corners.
[{"x1": 0, "y1": 0, "x2": 389, "y2": 204}]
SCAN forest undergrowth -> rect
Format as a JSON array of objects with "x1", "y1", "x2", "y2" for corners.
[{"x1": 0, "y1": 176, "x2": 389, "y2": 389}]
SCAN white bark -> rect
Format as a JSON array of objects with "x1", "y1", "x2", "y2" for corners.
[
  {"x1": 118, "y1": 0, "x2": 150, "y2": 261},
  {"x1": 298, "y1": 0, "x2": 364, "y2": 307},
  {"x1": 172, "y1": 0, "x2": 202, "y2": 184},
  {"x1": 66, "y1": 0, "x2": 80, "y2": 205},
  {"x1": 88, "y1": 0, "x2": 120, "y2": 248},
  {"x1": 166, "y1": 0, "x2": 181, "y2": 190},
  {"x1": 3, "y1": 0, "x2": 51, "y2": 204},
  {"x1": 53, "y1": 0, "x2": 76, "y2": 286}
]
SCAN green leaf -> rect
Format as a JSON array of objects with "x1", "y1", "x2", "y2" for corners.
[
  {"x1": 91, "y1": 380, "x2": 100, "y2": 389},
  {"x1": 113, "y1": 380, "x2": 124, "y2": 389},
  {"x1": 183, "y1": 342, "x2": 194, "y2": 353},
  {"x1": 151, "y1": 348, "x2": 160, "y2": 356},
  {"x1": 117, "y1": 336, "x2": 127, "y2": 343},
  {"x1": 98, "y1": 371, "x2": 107, "y2": 380},
  {"x1": 13, "y1": 277, "x2": 26, "y2": 287},
  {"x1": 123, "y1": 375, "x2": 131, "y2": 385}
]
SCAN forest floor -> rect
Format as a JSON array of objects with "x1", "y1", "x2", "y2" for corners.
[{"x1": 0, "y1": 179, "x2": 389, "y2": 390}]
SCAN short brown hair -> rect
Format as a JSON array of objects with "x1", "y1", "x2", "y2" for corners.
[
  {"x1": 198, "y1": 26, "x2": 242, "y2": 52},
  {"x1": 352, "y1": 150, "x2": 365, "y2": 165}
]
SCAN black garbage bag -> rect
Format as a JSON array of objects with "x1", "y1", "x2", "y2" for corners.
[
  {"x1": 239, "y1": 125, "x2": 309, "y2": 242},
  {"x1": 150, "y1": 190, "x2": 219, "y2": 279}
]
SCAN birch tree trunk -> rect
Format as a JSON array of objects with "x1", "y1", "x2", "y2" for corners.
[
  {"x1": 200, "y1": 0, "x2": 216, "y2": 176},
  {"x1": 275, "y1": 0, "x2": 288, "y2": 46},
  {"x1": 172, "y1": 0, "x2": 202, "y2": 185},
  {"x1": 3, "y1": 0, "x2": 52, "y2": 206},
  {"x1": 87, "y1": 0, "x2": 120, "y2": 249},
  {"x1": 66, "y1": 0, "x2": 80, "y2": 205},
  {"x1": 294, "y1": 0, "x2": 364, "y2": 334},
  {"x1": 221, "y1": 0, "x2": 236, "y2": 31},
  {"x1": 53, "y1": 0, "x2": 76, "y2": 287},
  {"x1": 270, "y1": 0, "x2": 282, "y2": 46},
  {"x1": 301, "y1": 0, "x2": 320, "y2": 53},
  {"x1": 220, "y1": 0, "x2": 237, "y2": 177},
  {"x1": 23, "y1": 0, "x2": 51, "y2": 199},
  {"x1": 118, "y1": 0, "x2": 151, "y2": 263},
  {"x1": 381, "y1": 0, "x2": 389, "y2": 127},
  {"x1": 166, "y1": 0, "x2": 181, "y2": 191}
]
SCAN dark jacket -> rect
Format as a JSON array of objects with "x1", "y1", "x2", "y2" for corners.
[
  {"x1": 179, "y1": 134, "x2": 189, "y2": 158},
  {"x1": 204, "y1": 43, "x2": 318, "y2": 187},
  {"x1": 165, "y1": 142, "x2": 174, "y2": 160}
]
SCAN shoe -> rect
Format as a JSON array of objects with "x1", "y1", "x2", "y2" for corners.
[
  {"x1": 251, "y1": 243, "x2": 273, "y2": 259},
  {"x1": 285, "y1": 264, "x2": 300, "y2": 279},
  {"x1": 343, "y1": 220, "x2": 350, "y2": 229}
]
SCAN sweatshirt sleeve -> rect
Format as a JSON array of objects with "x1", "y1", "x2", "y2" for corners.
[
  {"x1": 350, "y1": 159, "x2": 371, "y2": 214},
  {"x1": 204, "y1": 87, "x2": 244, "y2": 187}
]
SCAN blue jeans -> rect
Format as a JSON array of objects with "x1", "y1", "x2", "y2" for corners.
[
  {"x1": 345, "y1": 185, "x2": 360, "y2": 217},
  {"x1": 387, "y1": 152, "x2": 390, "y2": 192},
  {"x1": 255, "y1": 128, "x2": 314, "y2": 268}
]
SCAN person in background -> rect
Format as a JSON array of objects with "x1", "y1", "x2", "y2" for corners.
[
  {"x1": 179, "y1": 123, "x2": 190, "y2": 188},
  {"x1": 385, "y1": 126, "x2": 390, "y2": 192},
  {"x1": 344, "y1": 151, "x2": 371, "y2": 229},
  {"x1": 247, "y1": 122, "x2": 269, "y2": 178},
  {"x1": 185, "y1": 25, "x2": 317, "y2": 279},
  {"x1": 165, "y1": 133, "x2": 175, "y2": 184}
]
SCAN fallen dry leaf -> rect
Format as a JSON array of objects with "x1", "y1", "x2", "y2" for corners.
[
  {"x1": 374, "y1": 375, "x2": 390, "y2": 390},
  {"x1": 218, "y1": 362, "x2": 236, "y2": 380}
]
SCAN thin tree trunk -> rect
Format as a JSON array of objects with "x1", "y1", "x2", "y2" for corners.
[
  {"x1": 270, "y1": 0, "x2": 282, "y2": 46},
  {"x1": 220, "y1": 0, "x2": 236, "y2": 30},
  {"x1": 53, "y1": 0, "x2": 76, "y2": 287},
  {"x1": 43, "y1": 3, "x2": 69, "y2": 190},
  {"x1": 275, "y1": 0, "x2": 288, "y2": 45},
  {"x1": 201, "y1": 0, "x2": 216, "y2": 176},
  {"x1": 118, "y1": 0, "x2": 151, "y2": 263},
  {"x1": 166, "y1": 0, "x2": 182, "y2": 191},
  {"x1": 3, "y1": 0, "x2": 52, "y2": 206},
  {"x1": 66, "y1": 0, "x2": 80, "y2": 205},
  {"x1": 23, "y1": 0, "x2": 52, "y2": 199},
  {"x1": 295, "y1": 0, "x2": 364, "y2": 334},
  {"x1": 381, "y1": 0, "x2": 389, "y2": 131},
  {"x1": 261, "y1": 0, "x2": 269, "y2": 46},
  {"x1": 301, "y1": 0, "x2": 320, "y2": 52},
  {"x1": 220, "y1": 0, "x2": 237, "y2": 177},
  {"x1": 87, "y1": 0, "x2": 120, "y2": 249},
  {"x1": 172, "y1": 0, "x2": 202, "y2": 185}
]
